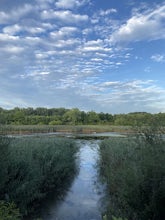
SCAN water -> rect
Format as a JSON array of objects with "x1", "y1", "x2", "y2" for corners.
[
  {"x1": 41, "y1": 140, "x2": 105, "y2": 220},
  {"x1": 8, "y1": 131, "x2": 126, "y2": 138}
]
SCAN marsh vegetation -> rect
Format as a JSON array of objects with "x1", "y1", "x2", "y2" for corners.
[
  {"x1": 99, "y1": 127, "x2": 165, "y2": 220},
  {"x1": 0, "y1": 135, "x2": 78, "y2": 219},
  {"x1": 0, "y1": 124, "x2": 165, "y2": 220}
]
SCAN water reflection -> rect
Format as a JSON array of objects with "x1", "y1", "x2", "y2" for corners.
[{"x1": 41, "y1": 140, "x2": 104, "y2": 220}]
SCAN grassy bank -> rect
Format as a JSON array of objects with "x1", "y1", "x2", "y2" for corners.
[
  {"x1": 1, "y1": 125, "x2": 131, "y2": 135},
  {"x1": 0, "y1": 135, "x2": 78, "y2": 218},
  {"x1": 99, "y1": 130, "x2": 165, "y2": 220}
]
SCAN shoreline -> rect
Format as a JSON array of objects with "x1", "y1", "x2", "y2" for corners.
[{"x1": 0, "y1": 124, "x2": 132, "y2": 135}]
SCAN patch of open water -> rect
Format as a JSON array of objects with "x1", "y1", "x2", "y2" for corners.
[{"x1": 40, "y1": 140, "x2": 105, "y2": 220}]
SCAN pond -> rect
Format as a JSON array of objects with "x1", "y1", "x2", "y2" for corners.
[{"x1": 40, "y1": 140, "x2": 105, "y2": 220}]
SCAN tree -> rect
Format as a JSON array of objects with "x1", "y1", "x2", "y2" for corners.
[
  {"x1": 62, "y1": 108, "x2": 82, "y2": 125},
  {"x1": 86, "y1": 111, "x2": 100, "y2": 124}
]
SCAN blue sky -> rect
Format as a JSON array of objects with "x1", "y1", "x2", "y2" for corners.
[{"x1": 0, "y1": 0, "x2": 165, "y2": 113}]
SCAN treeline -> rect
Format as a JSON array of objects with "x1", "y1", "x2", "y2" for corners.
[{"x1": 0, "y1": 107, "x2": 165, "y2": 126}]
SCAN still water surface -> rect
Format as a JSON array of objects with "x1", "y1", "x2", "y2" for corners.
[{"x1": 41, "y1": 140, "x2": 105, "y2": 220}]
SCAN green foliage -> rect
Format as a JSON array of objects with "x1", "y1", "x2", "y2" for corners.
[
  {"x1": 62, "y1": 108, "x2": 82, "y2": 125},
  {"x1": 0, "y1": 201, "x2": 21, "y2": 220},
  {"x1": 86, "y1": 111, "x2": 100, "y2": 124},
  {"x1": 99, "y1": 127, "x2": 165, "y2": 220},
  {"x1": 0, "y1": 136, "x2": 78, "y2": 217},
  {"x1": 1, "y1": 107, "x2": 165, "y2": 126}
]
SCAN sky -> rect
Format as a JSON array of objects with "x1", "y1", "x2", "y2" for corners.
[{"x1": 0, "y1": 0, "x2": 165, "y2": 113}]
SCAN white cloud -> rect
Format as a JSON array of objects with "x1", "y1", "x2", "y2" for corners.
[
  {"x1": 50, "y1": 26, "x2": 78, "y2": 39},
  {"x1": 151, "y1": 54, "x2": 165, "y2": 63},
  {"x1": 2, "y1": 46, "x2": 24, "y2": 54},
  {"x1": 55, "y1": 0, "x2": 89, "y2": 9},
  {"x1": 3, "y1": 24, "x2": 22, "y2": 35},
  {"x1": 0, "y1": 11, "x2": 10, "y2": 23},
  {"x1": 99, "y1": 9, "x2": 117, "y2": 16},
  {"x1": 0, "y1": 0, "x2": 165, "y2": 113},
  {"x1": 82, "y1": 28, "x2": 92, "y2": 35},
  {"x1": 28, "y1": 71, "x2": 50, "y2": 77},
  {"x1": 3, "y1": 24, "x2": 46, "y2": 35},
  {"x1": 81, "y1": 79, "x2": 165, "y2": 113},
  {"x1": 35, "y1": 52, "x2": 48, "y2": 59},
  {"x1": 80, "y1": 39, "x2": 112, "y2": 53},
  {"x1": 110, "y1": 4, "x2": 165, "y2": 43},
  {"x1": 102, "y1": 81, "x2": 120, "y2": 87},
  {"x1": 91, "y1": 58, "x2": 103, "y2": 62},
  {"x1": 82, "y1": 46, "x2": 111, "y2": 52},
  {"x1": 24, "y1": 36, "x2": 42, "y2": 44},
  {"x1": 0, "y1": 4, "x2": 34, "y2": 24},
  {"x1": 41, "y1": 9, "x2": 88, "y2": 23},
  {"x1": 53, "y1": 38, "x2": 80, "y2": 48},
  {"x1": 0, "y1": 33, "x2": 20, "y2": 41},
  {"x1": 26, "y1": 27, "x2": 46, "y2": 34},
  {"x1": 84, "y1": 39, "x2": 103, "y2": 46}
]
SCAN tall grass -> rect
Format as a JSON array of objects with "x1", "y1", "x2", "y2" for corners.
[
  {"x1": 0, "y1": 135, "x2": 78, "y2": 217},
  {"x1": 99, "y1": 128, "x2": 165, "y2": 220}
]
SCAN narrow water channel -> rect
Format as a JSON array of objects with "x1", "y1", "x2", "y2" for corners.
[{"x1": 41, "y1": 140, "x2": 105, "y2": 220}]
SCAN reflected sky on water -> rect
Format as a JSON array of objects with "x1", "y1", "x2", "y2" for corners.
[{"x1": 41, "y1": 140, "x2": 105, "y2": 220}]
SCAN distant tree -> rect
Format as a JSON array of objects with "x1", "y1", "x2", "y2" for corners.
[
  {"x1": 98, "y1": 112, "x2": 114, "y2": 124},
  {"x1": 86, "y1": 111, "x2": 100, "y2": 124},
  {"x1": 0, "y1": 107, "x2": 165, "y2": 126},
  {"x1": 35, "y1": 107, "x2": 48, "y2": 116},
  {"x1": 12, "y1": 109, "x2": 25, "y2": 125},
  {"x1": 62, "y1": 108, "x2": 82, "y2": 125}
]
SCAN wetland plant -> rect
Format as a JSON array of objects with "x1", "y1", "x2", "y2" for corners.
[
  {"x1": 0, "y1": 135, "x2": 78, "y2": 217},
  {"x1": 99, "y1": 127, "x2": 165, "y2": 220}
]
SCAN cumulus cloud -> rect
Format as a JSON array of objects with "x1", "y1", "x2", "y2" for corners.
[{"x1": 110, "y1": 4, "x2": 165, "y2": 43}]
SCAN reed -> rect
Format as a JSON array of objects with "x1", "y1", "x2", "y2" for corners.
[
  {"x1": 0, "y1": 135, "x2": 78, "y2": 217},
  {"x1": 99, "y1": 129, "x2": 165, "y2": 220}
]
